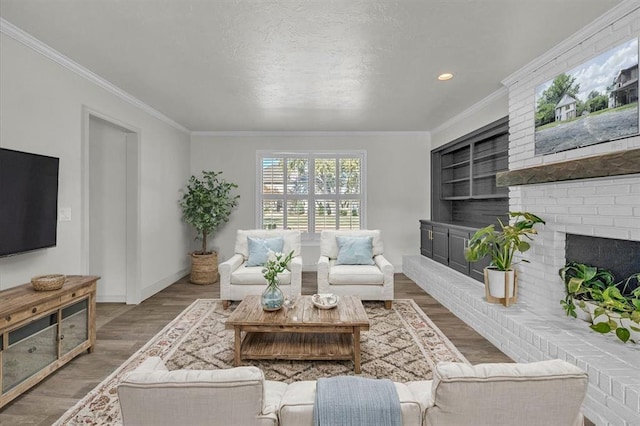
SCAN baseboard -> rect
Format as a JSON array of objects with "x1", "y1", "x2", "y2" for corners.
[
  {"x1": 96, "y1": 294, "x2": 126, "y2": 303},
  {"x1": 139, "y1": 267, "x2": 189, "y2": 303}
]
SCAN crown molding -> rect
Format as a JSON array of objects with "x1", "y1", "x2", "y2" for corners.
[
  {"x1": 502, "y1": 0, "x2": 640, "y2": 87},
  {"x1": 0, "y1": 18, "x2": 190, "y2": 134},
  {"x1": 191, "y1": 130, "x2": 431, "y2": 138},
  {"x1": 430, "y1": 86, "x2": 508, "y2": 137}
]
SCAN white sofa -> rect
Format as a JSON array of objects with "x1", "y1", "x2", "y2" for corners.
[
  {"x1": 317, "y1": 230, "x2": 394, "y2": 308},
  {"x1": 118, "y1": 357, "x2": 286, "y2": 426},
  {"x1": 118, "y1": 358, "x2": 588, "y2": 426},
  {"x1": 414, "y1": 359, "x2": 589, "y2": 426},
  {"x1": 219, "y1": 229, "x2": 302, "y2": 307}
]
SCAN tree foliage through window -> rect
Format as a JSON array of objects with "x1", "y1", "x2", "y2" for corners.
[{"x1": 259, "y1": 152, "x2": 365, "y2": 237}]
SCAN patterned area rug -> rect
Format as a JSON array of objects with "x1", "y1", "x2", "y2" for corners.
[{"x1": 54, "y1": 299, "x2": 467, "y2": 425}]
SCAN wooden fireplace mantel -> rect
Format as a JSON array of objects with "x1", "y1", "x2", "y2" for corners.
[{"x1": 496, "y1": 148, "x2": 640, "y2": 187}]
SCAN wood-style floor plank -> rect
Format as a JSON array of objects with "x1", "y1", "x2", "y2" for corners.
[{"x1": 1, "y1": 272, "x2": 592, "y2": 425}]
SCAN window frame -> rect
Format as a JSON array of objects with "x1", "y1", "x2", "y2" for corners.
[{"x1": 256, "y1": 150, "x2": 367, "y2": 241}]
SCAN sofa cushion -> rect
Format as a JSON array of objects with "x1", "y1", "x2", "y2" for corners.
[
  {"x1": 426, "y1": 360, "x2": 588, "y2": 426},
  {"x1": 235, "y1": 230, "x2": 301, "y2": 259},
  {"x1": 264, "y1": 380, "x2": 288, "y2": 418},
  {"x1": 231, "y1": 263, "x2": 292, "y2": 285},
  {"x1": 246, "y1": 236, "x2": 284, "y2": 266},
  {"x1": 335, "y1": 236, "x2": 375, "y2": 265},
  {"x1": 118, "y1": 362, "x2": 277, "y2": 426},
  {"x1": 321, "y1": 230, "x2": 383, "y2": 259},
  {"x1": 278, "y1": 380, "x2": 422, "y2": 426},
  {"x1": 328, "y1": 261, "x2": 384, "y2": 285}
]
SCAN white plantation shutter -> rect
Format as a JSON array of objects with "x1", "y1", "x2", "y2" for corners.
[{"x1": 257, "y1": 151, "x2": 366, "y2": 240}]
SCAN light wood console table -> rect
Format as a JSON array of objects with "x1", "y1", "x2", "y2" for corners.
[{"x1": 0, "y1": 275, "x2": 99, "y2": 408}]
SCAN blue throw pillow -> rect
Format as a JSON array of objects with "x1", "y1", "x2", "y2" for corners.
[
  {"x1": 335, "y1": 236, "x2": 375, "y2": 265},
  {"x1": 246, "y1": 236, "x2": 285, "y2": 267}
]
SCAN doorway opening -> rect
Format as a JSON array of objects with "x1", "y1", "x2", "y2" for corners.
[{"x1": 82, "y1": 107, "x2": 140, "y2": 304}]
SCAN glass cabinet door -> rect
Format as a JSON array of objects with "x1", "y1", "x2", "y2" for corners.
[
  {"x1": 2, "y1": 313, "x2": 58, "y2": 393},
  {"x1": 60, "y1": 299, "x2": 88, "y2": 356}
]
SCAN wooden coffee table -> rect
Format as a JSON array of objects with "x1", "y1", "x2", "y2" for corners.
[{"x1": 225, "y1": 295, "x2": 370, "y2": 373}]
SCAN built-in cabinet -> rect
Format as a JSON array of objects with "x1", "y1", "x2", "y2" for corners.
[
  {"x1": 420, "y1": 220, "x2": 490, "y2": 282},
  {"x1": 422, "y1": 116, "x2": 509, "y2": 282},
  {"x1": 0, "y1": 276, "x2": 98, "y2": 408}
]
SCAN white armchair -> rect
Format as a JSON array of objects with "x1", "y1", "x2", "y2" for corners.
[
  {"x1": 317, "y1": 230, "x2": 394, "y2": 309},
  {"x1": 219, "y1": 230, "x2": 302, "y2": 308}
]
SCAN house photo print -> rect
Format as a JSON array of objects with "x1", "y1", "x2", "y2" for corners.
[{"x1": 534, "y1": 38, "x2": 639, "y2": 155}]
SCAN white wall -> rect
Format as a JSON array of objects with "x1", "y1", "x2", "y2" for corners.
[
  {"x1": 430, "y1": 89, "x2": 509, "y2": 150},
  {"x1": 190, "y1": 133, "x2": 431, "y2": 271},
  {"x1": 0, "y1": 32, "x2": 192, "y2": 299}
]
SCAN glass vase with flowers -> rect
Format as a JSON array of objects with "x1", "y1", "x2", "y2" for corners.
[{"x1": 261, "y1": 250, "x2": 294, "y2": 311}]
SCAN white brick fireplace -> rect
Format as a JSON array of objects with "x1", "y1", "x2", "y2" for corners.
[{"x1": 406, "y1": 3, "x2": 640, "y2": 425}]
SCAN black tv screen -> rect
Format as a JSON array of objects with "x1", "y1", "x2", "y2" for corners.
[{"x1": 0, "y1": 148, "x2": 60, "y2": 257}]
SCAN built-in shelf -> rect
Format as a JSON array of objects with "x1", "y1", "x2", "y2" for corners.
[
  {"x1": 441, "y1": 160, "x2": 470, "y2": 169},
  {"x1": 468, "y1": 194, "x2": 508, "y2": 200},
  {"x1": 473, "y1": 150, "x2": 508, "y2": 162},
  {"x1": 443, "y1": 177, "x2": 470, "y2": 184},
  {"x1": 432, "y1": 116, "x2": 509, "y2": 225}
]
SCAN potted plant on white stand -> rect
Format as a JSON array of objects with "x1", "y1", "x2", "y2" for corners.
[
  {"x1": 464, "y1": 212, "x2": 545, "y2": 306},
  {"x1": 180, "y1": 171, "x2": 239, "y2": 285}
]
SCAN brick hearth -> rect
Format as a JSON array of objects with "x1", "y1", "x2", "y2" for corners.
[{"x1": 403, "y1": 255, "x2": 640, "y2": 425}]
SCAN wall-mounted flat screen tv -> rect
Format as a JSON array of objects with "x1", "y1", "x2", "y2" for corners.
[
  {"x1": 534, "y1": 38, "x2": 639, "y2": 155},
  {"x1": 0, "y1": 148, "x2": 60, "y2": 257}
]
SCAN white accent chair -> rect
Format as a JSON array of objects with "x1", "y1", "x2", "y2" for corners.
[
  {"x1": 317, "y1": 230, "x2": 394, "y2": 309},
  {"x1": 118, "y1": 357, "x2": 287, "y2": 426},
  {"x1": 219, "y1": 229, "x2": 302, "y2": 308}
]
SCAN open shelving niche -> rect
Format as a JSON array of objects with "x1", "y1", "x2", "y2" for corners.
[{"x1": 423, "y1": 116, "x2": 509, "y2": 282}]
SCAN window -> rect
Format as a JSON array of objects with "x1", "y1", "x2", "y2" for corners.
[{"x1": 257, "y1": 151, "x2": 366, "y2": 239}]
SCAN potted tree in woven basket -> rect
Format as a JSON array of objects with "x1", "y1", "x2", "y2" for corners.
[{"x1": 180, "y1": 171, "x2": 239, "y2": 284}]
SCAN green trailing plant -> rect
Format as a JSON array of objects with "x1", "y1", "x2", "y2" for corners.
[
  {"x1": 464, "y1": 212, "x2": 545, "y2": 271},
  {"x1": 179, "y1": 171, "x2": 239, "y2": 255},
  {"x1": 560, "y1": 263, "x2": 640, "y2": 343},
  {"x1": 559, "y1": 262, "x2": 615, "y2": 318}
]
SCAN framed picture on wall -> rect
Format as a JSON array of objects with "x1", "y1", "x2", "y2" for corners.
[{"x1": 534, "y1": 38, "x2": 638, "y2": 156}]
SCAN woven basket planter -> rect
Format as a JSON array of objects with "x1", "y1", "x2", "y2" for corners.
[
  {"x1": 31, "y1": 274, "x2": 66, "y2": 291},
  {"x1": 190, "y1": 252, "x2": 219, "y2": 285}
]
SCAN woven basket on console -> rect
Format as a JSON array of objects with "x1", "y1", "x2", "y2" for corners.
[
  {"x1": 31, "y1": 274, "x2": 66, "y2": 291},
  {"x1": 190, "y1": 252, "x2": 218, "y2": 285}
]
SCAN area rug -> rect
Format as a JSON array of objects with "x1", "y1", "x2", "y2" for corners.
[{"x1": 54, "y1": 299, "x2": 467, "y2": 425}]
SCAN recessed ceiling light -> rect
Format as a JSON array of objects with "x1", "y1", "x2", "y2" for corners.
[{"x1": 438, "y1": 73, "x2": 453, "y2": 81}]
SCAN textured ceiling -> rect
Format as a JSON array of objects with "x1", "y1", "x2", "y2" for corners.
[{"x1": 0, "y1": 0, "x2": 622, "y2": 132}]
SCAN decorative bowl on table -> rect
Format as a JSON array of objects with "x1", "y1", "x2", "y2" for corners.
[
  {"x1": 31, "y1": 274, "x2": 66, "y2": 291},
  {"x1": 312, "y1": 293, "x2": 339, "y2": 309}
]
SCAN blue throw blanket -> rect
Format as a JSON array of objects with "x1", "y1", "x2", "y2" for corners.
[{"x1": 313, "y1": 376, "x2": 402, "y2": 426}]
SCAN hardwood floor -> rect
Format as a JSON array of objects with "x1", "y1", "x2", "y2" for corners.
[{"x1": 0, "y1": 272, "x2": 564, "y2": 425}]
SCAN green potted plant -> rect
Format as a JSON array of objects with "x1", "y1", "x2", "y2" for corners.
[
  {"x1": 560, "y1": 263, "x2": 640, "y2": 344},
  {"x1": 180, "y1": 171, "x2": 239, "y2": 284},
  {"x1": 464, "y1": 211, "x2": 545, "y2": 305},
  {"x1": 559, "y1": 262, "x2": 615, "y2": 319}
]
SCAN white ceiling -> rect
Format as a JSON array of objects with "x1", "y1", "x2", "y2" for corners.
[{"x1": 0, "y1": 0, "x2": 622, "y2": 132}]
